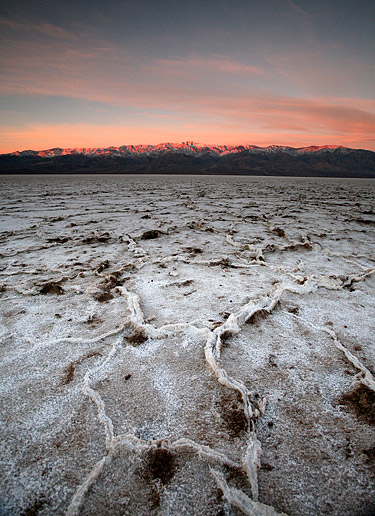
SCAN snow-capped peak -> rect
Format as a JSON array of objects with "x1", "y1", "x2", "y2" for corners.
[{"x1": 6, "y1": 142, "x2": 355, "y2": 159}]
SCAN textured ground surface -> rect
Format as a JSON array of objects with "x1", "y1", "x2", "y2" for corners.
[{"x1": 0, "y1": 174, "x2": 374, "y2": 516}]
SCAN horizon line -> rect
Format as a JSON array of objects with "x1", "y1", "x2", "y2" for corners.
[{"x1": 4, "y1": 141, "x2": 373, "y2": 155}]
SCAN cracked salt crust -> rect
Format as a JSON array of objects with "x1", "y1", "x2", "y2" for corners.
[{"x1": 0, "y1": 175, "x2": 374, "y2": 516}]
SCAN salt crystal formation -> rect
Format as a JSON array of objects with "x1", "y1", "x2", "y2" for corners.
[{"x1": 0, "y1": 175, "x2": 374, "y2": 516}]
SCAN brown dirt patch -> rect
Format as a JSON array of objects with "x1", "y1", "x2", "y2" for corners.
[
  {"x1": 217, "y1": 392, "x2": 248, "y2": 437},
  {"x1": 39, "y1": 282, "x2": 64, "y2": 295},
  {"x1": 94, "y1": 291, "x2": 114, "y2": 302},
  {"x1": 145, "y1": 448, "x2": 176, "y2": 484},
  {"x1": 124, "y1": 330, "x2": 148, "y2": 346},
  {"x1": 140, "y1": 230, "x2": 162, "y2": 240},
  {"x1": 338, "y1": 384, "x2": 375, "y2": 425}
]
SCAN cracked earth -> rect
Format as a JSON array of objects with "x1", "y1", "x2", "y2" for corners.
[{"x1": 0, "y1": 174, "x2": 374, "y2": 516}]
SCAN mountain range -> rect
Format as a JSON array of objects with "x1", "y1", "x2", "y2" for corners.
[{"x1": 1, "y1": 142, "x2": 374, "y2": 177}]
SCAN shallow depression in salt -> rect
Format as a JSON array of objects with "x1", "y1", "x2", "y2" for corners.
[{"x1": 0, "y1": 174, "x2": 374, "y2": 516}]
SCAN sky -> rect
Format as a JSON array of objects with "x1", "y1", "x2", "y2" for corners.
[{"x1": 0, "y1": 0, "x2": 374, "y2": 152}]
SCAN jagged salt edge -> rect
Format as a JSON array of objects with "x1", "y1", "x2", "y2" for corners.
[
  {"x1": 82, "y1": 342, "x2": 119, "y2": 447},
  {"x1": 65, "y1": 456, "x2": 111, "y2": 516},
  {"x1": 1, "y1": 324, "x2": 130, "y2": 367},
  {"x1": 210, "y1": 469, "x2": 289, "y2": 516},
  {"x1": 204, "y1": 283, "x2": 289, "y2": 501},
  {"x1": 325, "y1": 328, "x2": 375, "y2": 391},
  {"x1": 117, "y1": 285, "x2": 210, "y2": 341},
  {"x1": 342, "y1": 268, "x2": 375, "y2": 286},
  {"x1": 152, "y1": 254, "x2": 266, "y2": 268},
  {"x1": 65, "y1": 434, "x2": 241, "y2": 516},
  {"x1": 290, "y1": 314, "x2": 375, "y2": 392},
  {"x1": 204, "y1": 278, "x2": 347, "y2": 502},
  {"x1": 65, "y1": 342, "x2": 119, "y2": 516},
  {"x1": 169, "y1": 438, "x2": 239, "y2": 468},
  {"x1": 111, "y1": 434, "x2": 240, "y2": 469}
]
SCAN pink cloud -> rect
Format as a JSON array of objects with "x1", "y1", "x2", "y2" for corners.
[
  {"x1": 1, "y1": 39, "x2": 373, "y2": 142},
  {"x1": 0, "y1": 15, "x2": 374, "y2": 152},
  {"x1": 264, "y1": 48, "x2": 375, "y2": 98},
  {"x1": 0, "y1": 16, "x2": 75, "y2": 41},
  {"x1": 153, "y1": 55, "x2": 266, "y2": 77}
]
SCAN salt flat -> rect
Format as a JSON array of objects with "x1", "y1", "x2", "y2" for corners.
[{"x1": 0, "y1": 174, "x2": 374, "y2": 516}]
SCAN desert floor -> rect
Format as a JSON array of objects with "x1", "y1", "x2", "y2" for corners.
[{"x1": 1, "y1": 175, "x2": 374, "y2": 516}]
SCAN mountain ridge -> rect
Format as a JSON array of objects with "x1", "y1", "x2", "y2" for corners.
[
  {"x1": 4, "y1": 142, "x2": 361, "y2": 158},
  {"x1": 1, "y1": 142, "x2": 374, "y2": 177}
]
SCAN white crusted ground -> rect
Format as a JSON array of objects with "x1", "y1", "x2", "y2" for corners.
[{"x1": 0, "y1": 174, "x2": 374, "y2": 516}]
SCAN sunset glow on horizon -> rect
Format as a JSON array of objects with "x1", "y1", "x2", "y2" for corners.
[{"x1": 0, "y1": 0, "x2": 374, "y2": 153}]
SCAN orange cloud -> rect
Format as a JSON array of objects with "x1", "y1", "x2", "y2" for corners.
[{"x1": 0, "y1": 120, "x2": 374, "y2": 154}]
